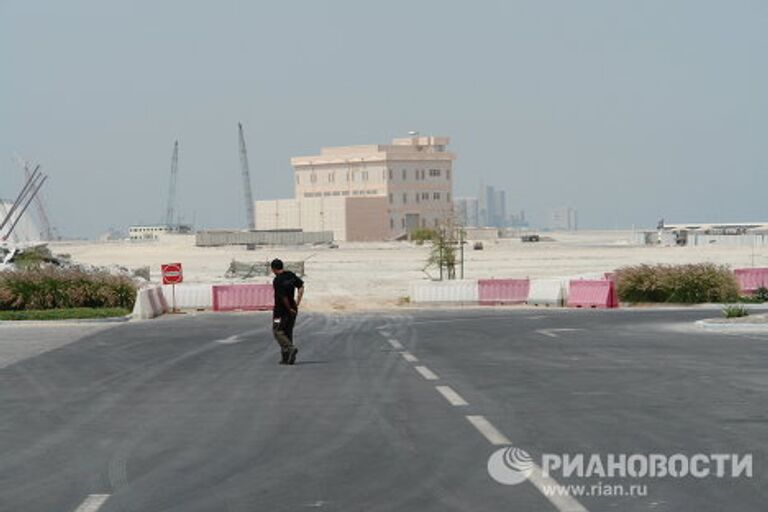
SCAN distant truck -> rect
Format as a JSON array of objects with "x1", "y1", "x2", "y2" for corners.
[{"x1": 521, "y1": 234, "x2": 541, "y2": 242}]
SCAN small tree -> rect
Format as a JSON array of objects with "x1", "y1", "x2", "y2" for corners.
[{"x1": 424, "y1": 212, "x2": 463, "y2": 280}]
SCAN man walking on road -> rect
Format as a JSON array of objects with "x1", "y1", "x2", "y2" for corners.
[{"x1": 271, "y1": 258, "x2": 304, "y2": 365}]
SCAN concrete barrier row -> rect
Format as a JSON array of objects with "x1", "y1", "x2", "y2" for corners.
[
  {"x1": 410, "y1": 277, "x2": 618, "y2": 308},
  {"x1": 133, "y1": 283, "x2": 274, "y2": 319}
]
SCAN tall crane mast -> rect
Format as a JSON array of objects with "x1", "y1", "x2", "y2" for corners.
[
  {"x1": 238, "y1": 123, "x2": 256, "y2": 230},
  {"x1": 164, "y1": 140, "x2": 179, "y2": 228}
]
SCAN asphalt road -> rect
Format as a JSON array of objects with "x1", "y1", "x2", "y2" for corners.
[{"x1": 0, "y1": 308, "x2": 766, "y2": 511}]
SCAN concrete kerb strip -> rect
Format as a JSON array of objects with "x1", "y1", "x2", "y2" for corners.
[
  {"x1": 696, "y1": 318, "x2": 768, "y2": 333},
  {"x1": 0, "y1": 315, "x2": 131, "y2": 327}
]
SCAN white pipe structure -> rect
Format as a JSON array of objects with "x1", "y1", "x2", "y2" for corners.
[
  {"x1": 2, "y1": 175, "x2": 48, "y2": 241},
  {"x1": 0, "y1": 166, "x2": 41, "y2": 234}
]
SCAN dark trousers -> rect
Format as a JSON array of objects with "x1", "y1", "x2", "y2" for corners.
[{"x1": 272, "y1": 313, "x2": 296, "y2": 352}]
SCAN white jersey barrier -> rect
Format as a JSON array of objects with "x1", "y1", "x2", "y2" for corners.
[
  {"x1": 161, "y1": 283, "x2": 214, "y2": 310},
  {"x1": 410, "y1": 279, "x2": 479, "y2": 303},
  {"x1": 526, "y1": 279, "x2": 568, "y2": 307},
  {"x1": 132, "y1": 285, "x2": 169, "y2": 319}
]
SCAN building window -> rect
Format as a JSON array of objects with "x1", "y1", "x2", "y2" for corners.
[
  {"x1": 388, "y1": 169, "x2": 393, "y2": 180},
  {"x1": 389, "y1": 193, "x2": 393, "y2": 204},
  {"x1": 329, "y1": 172, "x2": 335, "y2": 183},
  {"x1": 422, "y1": 192, "x2": 429, "y2": 200},
  {"x1": 402, "y1": 169, "x2": 407, "y2": 180},
  {"x1": 402, "y1": 218, "x2": 406, "y2": 228},
  {"x1": 447, "y1": 169, "x2": 451, "y2": 180},
  {"x1": 434, "y1": 218, "x2": 439, "y2": 228},
  {"x1": 296, "y1": 175, "x2": 300, "y2": 184},
  {"x1": 362, "y1": 171, "x2": 369, "y2": 181},
  {"x1": 311, "y1": 173, "x2": 317, "y2": 183},
  {"x1": 390, "y1": 218, "x2": 394, "y2": 229},
  {"x1": 433, "y1": 192, "x2": 441, "y2": 200},
  {"x1": 447, "y1": 192, "x2": 451, "y2": 202},
  {"x1": 421, "y1": 170, "x2": 426, "y2": 180},
  {"x1": 416, "y1": 193, "x2": 420, "y2": 203},
  {"x1": 402, "y1": 193, "x2": 407, "y2": 204},
  {"x1": 429, "y1": 169, "x2": 441, "y2": 177}
]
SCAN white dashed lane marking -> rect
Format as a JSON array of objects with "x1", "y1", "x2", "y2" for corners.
[
  {"x1": 73, "y1": 494, "x2": 110, "y2": 512},
  {"x1": 401, "y1": 351, "x2": 418, "y2": 363},
  {"x1": 465, "y1": 415, "x2": 511, "y2": 445},
  {"x1": 436, "y1": 385, "x2": 468, "y2": 406},
  {"x1": 414, "y1": 365, "x2": 439, "y2": 381},
  {"x1": 387, "y1": 339, "x2": 404, "y2": 350},
  {"x1": 535, "y1": 328, "x2": 582, "y2": 338}
]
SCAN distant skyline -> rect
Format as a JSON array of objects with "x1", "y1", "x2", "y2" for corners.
[{"x1": 1, "y1": 1, "x2": 766, "y2": 238}]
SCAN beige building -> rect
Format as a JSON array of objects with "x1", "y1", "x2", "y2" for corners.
[{"x1": 255, "y1": 135, "x2": 455, "y2": 241}]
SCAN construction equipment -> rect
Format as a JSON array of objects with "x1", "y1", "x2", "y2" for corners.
[
  {"x1": 237, "y1": 123, "x2": 256, "y2": 231},
  {"x1": 164, "y1": 140, "x2": 179, "y2": 227}
]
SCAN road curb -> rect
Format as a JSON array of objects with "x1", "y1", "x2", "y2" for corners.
[
  {"x1": 0, "y1": 315, "x2": 132, "y2": 327},
  {"x1": 695, "y1": 319, "x2": 768, "y2": 333}
]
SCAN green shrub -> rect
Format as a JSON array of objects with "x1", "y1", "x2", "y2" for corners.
[
  {"x1": 722, "y1": 304, "x2": 749, "y2": 319},
  {"x1": 615, "y1": 263, "x2": 740, "y2": 304},
  {"x1": 410, "y1": 228, "x2": 438, "y2": 245},
  {"x1": 0, "y1": 268, "x2": 137, "y2": 311},
  {"x1": 754, "y1": 286, "x2": 768, "y2": 303}
]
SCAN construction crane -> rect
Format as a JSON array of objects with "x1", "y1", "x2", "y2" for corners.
[
  {"x1": 164, "y1": 140, "x2": 179, "y2": 228},
  {"x1": 238, "y1": 123, "x2": 256, "y2": 231},
  {"x1": 14, "y1": 155, "x2": 57, "y2": 240}
]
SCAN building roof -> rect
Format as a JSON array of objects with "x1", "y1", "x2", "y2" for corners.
[{"x1": 291, "y1": 135, "x2": 455, "y2": 167}]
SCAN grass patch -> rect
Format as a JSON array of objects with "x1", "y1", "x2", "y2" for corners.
[
  {"x1": 0, "y1": 307, "x2": 131, "y2": 321},
  {"x1": 722, "y1": 304, "x2": 749, "y2": 319}
]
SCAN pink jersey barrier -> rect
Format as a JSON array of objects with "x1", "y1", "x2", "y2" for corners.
[
  {"x1": 213, "y1": 284, "x2": 274, "y2": 312},
  {"x1": 568, "y1": 280, "x2": 619, "y2": 308},
  {"x1": 478, "y1": 279, "x2": 530, "y2": 305},
  {"x1": 734, "y1": 268, "x2": 768, "y2": 294}
]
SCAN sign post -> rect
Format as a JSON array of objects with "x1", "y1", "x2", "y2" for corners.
[{"x1": 161, "y1": 262, "x2": 184, "y2": 313}]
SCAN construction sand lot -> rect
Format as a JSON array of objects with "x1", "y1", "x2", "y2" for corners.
[{"x1": 50, "y1": 231, "x2": 766, "y2": 311}]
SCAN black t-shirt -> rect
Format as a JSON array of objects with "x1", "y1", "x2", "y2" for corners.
[{"x1": 273, "y1": 271, "x2": 304, "y2": 317}]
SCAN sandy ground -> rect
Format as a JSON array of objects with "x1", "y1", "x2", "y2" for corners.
[{"x1": 50, "y1": 231, "x2": 766, "y2": 311}]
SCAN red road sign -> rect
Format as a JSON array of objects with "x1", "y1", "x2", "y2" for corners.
[{"x1": 161, "y1": 262, "x2": 183, "y2": 285}]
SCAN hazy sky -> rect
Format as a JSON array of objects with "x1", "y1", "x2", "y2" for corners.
[{"x1": 1, "y1": 1, "x2": 766, "y2": 238}]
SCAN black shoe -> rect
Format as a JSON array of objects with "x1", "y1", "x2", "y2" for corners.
[
  {"x1": 280, "y1": 351, "x2": 290, "y2": 365},
  {"x1": 288, "y1": 347, "x2": 298, "y2": 365}
]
